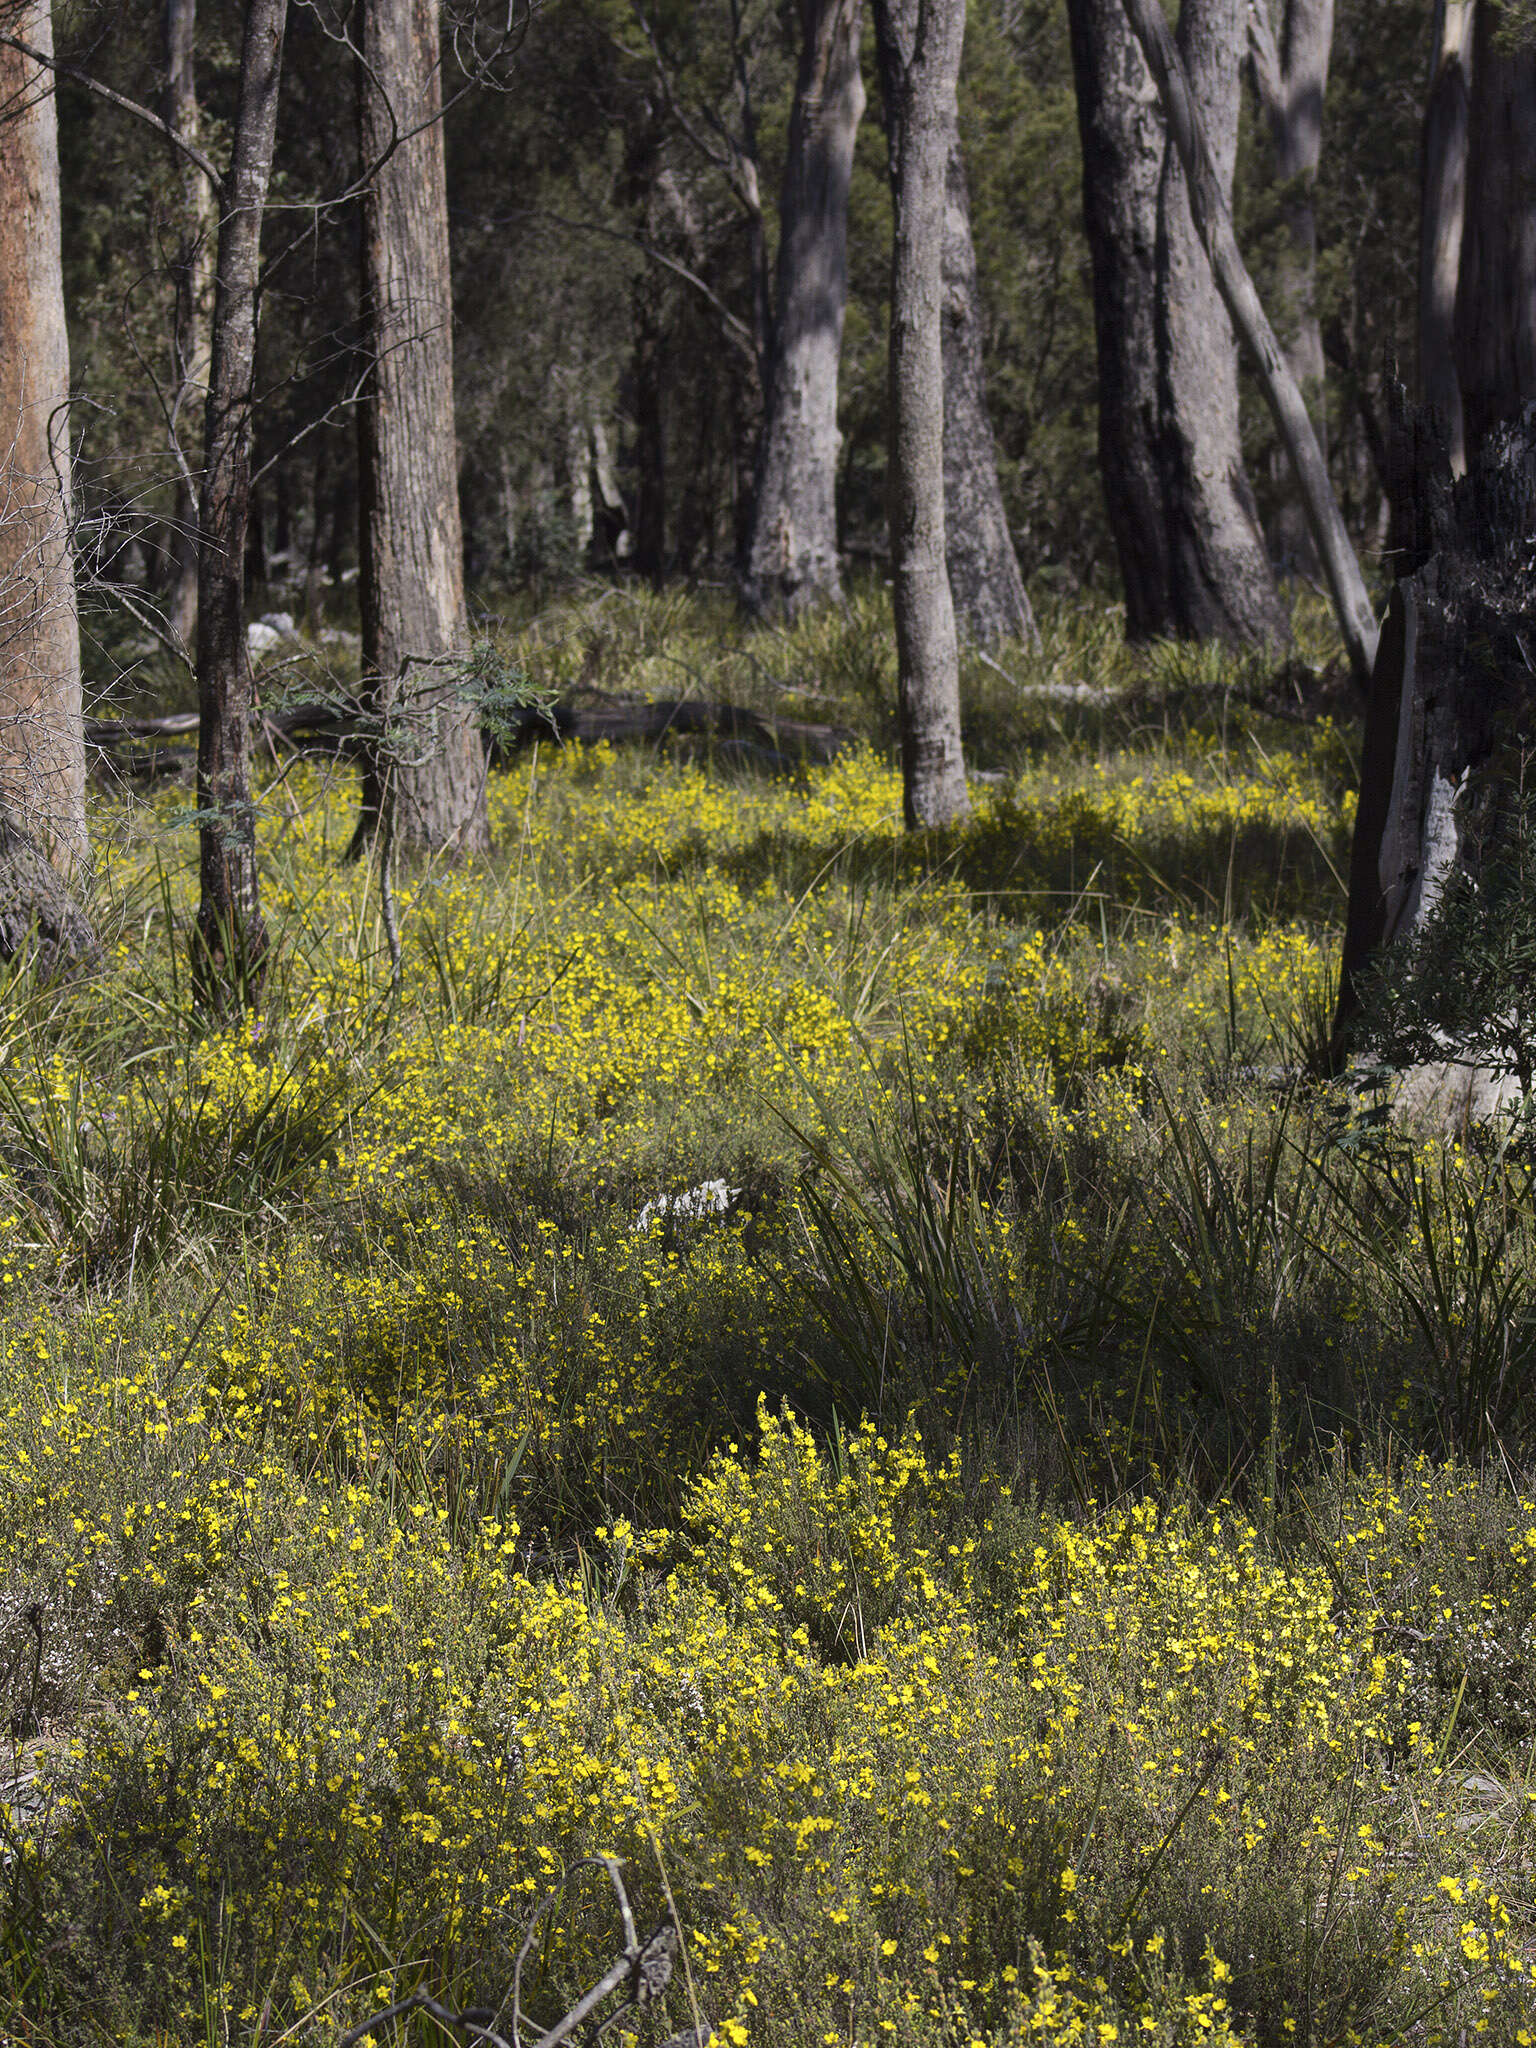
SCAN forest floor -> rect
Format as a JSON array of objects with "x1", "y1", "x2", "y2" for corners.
[{"x1": 3, "y1": 583, "x2": 1536, "y2": 2044}]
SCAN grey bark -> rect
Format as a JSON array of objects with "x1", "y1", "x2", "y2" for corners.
[
  {"x1": 1067, "y1": 0, "x2": 1288, "y2": 649},
  {"x1": 940, "y1": 128, "x2": 1035, "y2": 645},
  {"x1": 355, "y1": 0, "x2": 488, "y2": 859},
  {"x1": 1336, "y1": 406, "x2": 1536, "y2": 1085},
  {"x1": 873, "y1": 0, "x2": 969, "y2": 829},
  {"x1": 1246, "y1": 0, "x2": 1333, "y2": 573},
  {"x1": 1119, "y1": 0, "x2": 1378, "y2": 683},
  {"x1": 194, "y1": 0, "x2": 288, "y2": 1006},
  {"x1": 0, "y1": 2, "x2": 86, "y2": 878},
  {"x1": 164, "y1": 0, "x2": 212, "y2": 658},
  {"x1": 742, "y1": 0, "x2": 865, "y2": 618},
  {"x1": 1453, "y1": 4, "x2": 1536, "y2": 458},
  {"x1": 1419, "y1": 0, "x2": 1474, "y2": 476}
]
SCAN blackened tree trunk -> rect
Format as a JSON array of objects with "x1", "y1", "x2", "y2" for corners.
[
  {"x1": 194, "y1": 0, "x2": 288, "y2": 1007},
  {"x1": 940, "y1": 127, "x2": 1034, "y2": 645},
  {"x1": 1335, "y1": 406, "x2": 1536, "y2": 1089},
  {"x1": 1065, "y1": 0, "x2": 1167, "y2": 636},
  {"x1": 0, "y1": 2, "x2": 88, "y2": 900},
  {"x1": 1420, "y1": 0, "x2": 1474, "y2": 475},
  {"x1": 1453, "y1": 3, "x2": 1536, "y2": 459},
  {"x1": 873, "y1": 0, "x2": 969, "y2": 829},
  {"x1": 165, "y1": 0, "x2": 212, "y2": 658},
  {"x1": 355, "y1": 0, "x2": 488, "y2": 858},
  {"x1": 741, "y1": 0, "x2": 864, "y2": 618},
  {"x1": 1067, "y1": 0, "x2": 1288, "y2": 647},
  {"x1": 1247, "y1": 0, "x2": 1333, "y2": 574}
]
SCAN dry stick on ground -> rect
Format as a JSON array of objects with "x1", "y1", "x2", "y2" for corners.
[
  {"x1": 1118, "y1": 0, "x2": 1380, "y2": 686},
  {"x1": 336, "y1": 1855, "x2": 688, "y2": 2048}
]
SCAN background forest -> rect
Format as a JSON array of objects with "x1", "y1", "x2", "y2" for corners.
[
  {"x1": 54, "y1": 0, "x2": 1416, "y2": 634},
  {"x1": 3, "y1": 1, "x2": 1536, "y2": 2046}
]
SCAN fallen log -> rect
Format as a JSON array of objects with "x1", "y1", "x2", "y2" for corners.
[{"x1": 86, "y1": 692, "x2": 857, "y2": 781}]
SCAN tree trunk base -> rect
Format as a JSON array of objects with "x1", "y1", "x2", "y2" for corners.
[{"x1": 0, "y1": 808, "x2": 96, "y2": 979}]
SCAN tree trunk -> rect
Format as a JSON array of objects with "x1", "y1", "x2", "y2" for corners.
[
  {"x1": 1419, "y1": 0, "x2": 1473, "y2": 476},
  {"x1": 1119, "y1": 0, "x2": 1378, "y2": 683},
  {"x1": 355, "y1": 0, "x2": 488, "y2": 859},
  {"x1": 631, "y1": 274, "x2": 667, "y2": 584},
  {"x1": 1068, "y1": 0, "x2": 1287, "y2": 648},
  {"x1": 1065, "y1": 0, "x2": 1169, "y2": 637},
  {"x1": 1157, "y1": 0, "x2": 1291, "y2": 646},
  {"x1": 0, "y1": 1, "x2": 87, "y2": 891},
  {"x1": 1335, "y1": 404, "x2": 1536, "y2": 1106},
  {"x1": 194, "y1": 0, "x2": 288, "y2": 1008},
  {"x1": 741, "y1": 0, "x2": 864, "y2": 618},
  {"x1": 1247, "y1": 0, "x2": 1333, "y2": 575},
  {"x1": 873, "y1": 0, "x2": 969, "y2": 829},
  {"x1": 1453, "y1": 3, "x2": 1536, "y2": 459},
  {"x1": 940, "y1": 124, "x2": 1035, "y2": 645},
  {"x1": 165, "y1": 0, "x2": 212, "y2": 659}
]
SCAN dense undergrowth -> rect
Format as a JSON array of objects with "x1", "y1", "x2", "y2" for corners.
[{"x1": 3, "y1": 584, "x2": 1536, "y2": 2044}]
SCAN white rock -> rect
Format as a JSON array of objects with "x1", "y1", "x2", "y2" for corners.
[{"x1": 633, "y1": 1179, "x2": 740, "y2": 1233}]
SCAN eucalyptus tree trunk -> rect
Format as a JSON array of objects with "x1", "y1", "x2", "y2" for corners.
[
  {"x1": 1420, "y1": 0, "x2": 1474, "y2": 475},
  {"x1": 940, "y1": 129, "x2": 1034, "y2": 645},
  {"x1": 1064, "y1": 0, "x2": 1167, "y2": 637},
  {"x1": 742, "y1": 0, "x2": 865, "y2": 618},
  {"x1": 1335, "y1": 408, "x2": 1536, "y2": 1097},
  {"x1": 1067, "y1": 0, "x2": 1287, "y2": 648},
  {"x1": 165, "y1": 0, "x2": 212, "y2": 658},
  {"x1": 194, "y1": 0, "x2": 288, "y2": 1007},
  {"x1": 873, "y1": 0, "x2": 969, "y2": 829},
  {"x1": 355, "y1": 0, "x2": 488, "y2": 858},
  {"x1": 0, "y1": 2, "x2": 87, "y2": 885},
  {"x1": 1119, "y1": 0, "x2": 1377, "y2": 682},
  {"x1": 1247, "y1": 0, "x2": 1333, "y2": 573},
  {"x1": 1453, "y1": 2, "x2": 1536, "y2": 458}
]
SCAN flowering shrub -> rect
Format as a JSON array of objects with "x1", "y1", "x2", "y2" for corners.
[{"x1": 0, "y1": 600, "x2": 1530, "y2": 2042}]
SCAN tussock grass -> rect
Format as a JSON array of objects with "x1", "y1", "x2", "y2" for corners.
[{"x1": 1, "y1": 589, "x2": 1534, "y2": 2044}]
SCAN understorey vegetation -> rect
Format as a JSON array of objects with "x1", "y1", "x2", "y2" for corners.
[{"x1": 2, "y1": 585, "x2": 1535, "y2": 2044}]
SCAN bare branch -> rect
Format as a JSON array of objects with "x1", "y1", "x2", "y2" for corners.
[
  {"x1": 0, "y1": 34, "x2": 225, "y2": 197},
  {"x1": 531, "y1": 210, "x2": 756, "y2": 362}
]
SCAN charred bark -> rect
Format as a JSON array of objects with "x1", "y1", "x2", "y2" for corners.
[
  {"x1": 1068, "y1": 0, "x2": 1288, "y2": 648},
  {"x1": 1453, "y1": 4, "x2": 1536, "y2": 458},
  {"x1": 1419, "y1": 0, "x2": 1474, "y2": 475},
  {"x1": 940, "y1": 126, "x2": 1034, "y2": 645},
  {"x1": 354, "y1": 0, "x2": 488, "y2": 860},
  {"x1": 0, "y1": 2, "x2": 86, "y2": 878},
  {"x1": 742, "y1": 0, "x2": 865, "y2": 618},
  {"x1": 873, "y1": 0, "x2": 970, "y2": 829},
  {"x1": 194, "y1": 0, "x2": 288, "y2": 1009},
  {"x1": 1336, "y1": 405, "x2": 1536, "y2": 1094}
]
